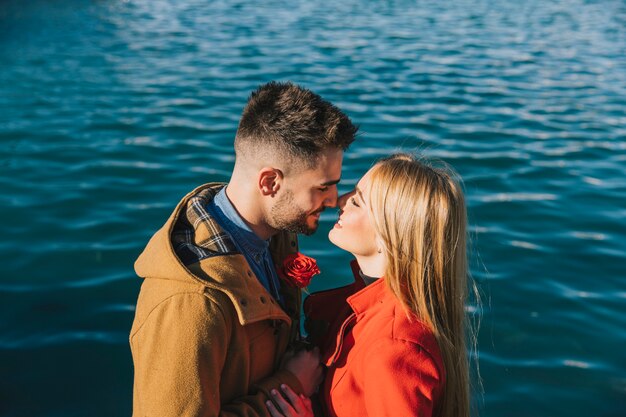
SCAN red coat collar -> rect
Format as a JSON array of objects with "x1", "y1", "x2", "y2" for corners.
[{"x1": 346, "y1": 260, "x2": 391, "y2": 316}]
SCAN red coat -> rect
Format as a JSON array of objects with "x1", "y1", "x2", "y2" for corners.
[{"x1": 304, "y1": 262, "x2": 445, "y2": 417}]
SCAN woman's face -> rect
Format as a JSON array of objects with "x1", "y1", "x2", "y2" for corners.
[{"x1": 328, "y1": 169, "x2": 380, "y2": 257}]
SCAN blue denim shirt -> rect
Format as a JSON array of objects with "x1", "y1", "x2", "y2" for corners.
[{"x1": 206, "y1": 187, "x2": 282, "y2": 305}]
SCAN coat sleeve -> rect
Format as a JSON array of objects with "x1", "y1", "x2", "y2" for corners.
[
  {"x1": 361, "y1": 339, "x2": 443, "y2": 417},
  {"x1": 130, "y1": 292, "x2": 302, "y2": 417}
]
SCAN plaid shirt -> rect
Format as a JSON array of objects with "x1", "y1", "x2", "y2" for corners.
[{"x1": 171, "y1": 184, "x2": 239, "y2": 265}]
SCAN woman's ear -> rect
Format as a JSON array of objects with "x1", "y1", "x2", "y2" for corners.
[
  {"x1": 375, "y1": 236, "x2": 386, "y2": 255},
  {"x1": 258, "y1": 167, "x2": 283, "y2": 197}
]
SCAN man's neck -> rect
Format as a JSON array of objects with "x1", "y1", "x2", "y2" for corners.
[{"x1": 224, "y1": 183, "x2": 276, "y2": 241}]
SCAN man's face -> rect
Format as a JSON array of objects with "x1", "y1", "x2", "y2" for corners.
[{"x1": 268, "y1": 148, "x2": 343, "y2": 235}]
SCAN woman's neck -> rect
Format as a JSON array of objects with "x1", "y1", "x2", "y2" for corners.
[{"x1": 354, "y1": 254, "x2": 386, "y2": 278}]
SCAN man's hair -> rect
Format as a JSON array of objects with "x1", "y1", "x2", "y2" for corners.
[{"x1": 234, "y1": 82, "x2": 358, "y2": 167}]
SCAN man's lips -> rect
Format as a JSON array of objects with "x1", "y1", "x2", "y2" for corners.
[{"x1": 310, "y1": 208, "x2": 324, "y2": 217}]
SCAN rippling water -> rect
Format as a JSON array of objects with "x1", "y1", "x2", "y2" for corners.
[{"x1": 1, "y1": 0, "x2": 625, "y2": 415}]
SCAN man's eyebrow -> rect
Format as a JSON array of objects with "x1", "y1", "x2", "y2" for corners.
[{"x1": 321, "y1": 179, "x2": 341, "y2": 186}]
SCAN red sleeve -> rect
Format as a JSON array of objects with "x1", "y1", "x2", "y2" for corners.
[{"x1": 362, "y1": 339, "x2": 443, "y2": 417}]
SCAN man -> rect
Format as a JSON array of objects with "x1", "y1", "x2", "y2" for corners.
[{"x1": 130, "y1": 81, "x2": 358, "y2": 417}]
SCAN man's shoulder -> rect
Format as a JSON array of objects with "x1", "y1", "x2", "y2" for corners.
[
  {"x1": 136, "y1": 274, "x2": 232, "y2": 303},
  {"x1": 131, "y1": 278, "x2": 236, "y2": 337}
]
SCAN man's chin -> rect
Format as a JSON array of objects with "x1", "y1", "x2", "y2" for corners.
[
  {"x1": 306, "y1": 216, "x2": 322, "y2": 234},
  {"x1": 299, "y1": 223, "x2": 319, "y2": 236},
  {"x1": 285, "y1": 220, "x2": 319, "y2": 236},
  {"x1": 303, "y1": 223, "x2": 319, "y2": 236},
  {"x1": 271, "y1": 210, "x2": 322, "y2": 235}
]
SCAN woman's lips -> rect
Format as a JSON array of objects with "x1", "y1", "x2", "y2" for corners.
[{"x1": 333, "y1": 218, "x2": 343, "y2": 229}]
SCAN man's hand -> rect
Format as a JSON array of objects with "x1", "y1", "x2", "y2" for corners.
[{"x1": 283, "y1": 347, "x2": 324, "y2": 397}]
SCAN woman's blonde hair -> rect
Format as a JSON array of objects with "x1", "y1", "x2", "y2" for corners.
[{"x1": 367, "y1": 153, "x2": 478, "y2": 417}]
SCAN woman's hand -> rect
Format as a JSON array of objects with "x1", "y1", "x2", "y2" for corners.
[{"x1": 266, "y1": 384, "x2": 314, "y2": 417}]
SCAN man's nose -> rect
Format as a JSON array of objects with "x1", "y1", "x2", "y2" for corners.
[{"x1": 323, "y1": 186, "x2": 339, "y2": 208}]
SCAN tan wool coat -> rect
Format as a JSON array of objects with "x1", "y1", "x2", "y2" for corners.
[{"x1": 130, "y1": 183, "x2": 303, "y2": 417}]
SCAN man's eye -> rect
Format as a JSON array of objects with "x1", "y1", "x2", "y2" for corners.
[{"x1": 350, "y1": 197, "x2": 360, "y2": 207}]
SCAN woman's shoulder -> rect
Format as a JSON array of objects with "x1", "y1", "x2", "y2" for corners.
[
  {"x1": 392, "y1": 306, "x2": 440, "y2": 351},
  {"x1": 378, "y1": 294, "x2": 444, "y2": 371},
  {"x1": 363, "y1": 302, "x2": 446, "y2": 387},
  {"x1": 361, "y1": 314, "x2": 446, "y2": 391}
]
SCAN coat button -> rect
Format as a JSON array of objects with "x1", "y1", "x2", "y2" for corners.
[
  {"x1": 260, "y1": 296, "x2": 267, "y2": 304},
  {"x1": 247, "y1": 270, "x2": 252, "y2": 277},
  {"x1": 240, "y1": 298, "x2": 248, "y2": 307},
  {"x1": 290, "y1": 241, "x2": 296, "y2": 247}
]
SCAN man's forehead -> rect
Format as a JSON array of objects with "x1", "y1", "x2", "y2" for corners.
[
  {"x1": 296, "y1": 149, "x2": 343, "y2": 183},
  {"x1": 317, "y1": 148, "x2": 344, "y2": 166},
  {"x1": 297, "y1": 168, "x2": 341, "y2": 187},
  {"x1": 312, "y1": 164, "x2": 342, "y2": 184}
]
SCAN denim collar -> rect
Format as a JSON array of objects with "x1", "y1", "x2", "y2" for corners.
[{"x1": 211, "y1": 187, "x2": 269, "y2": 260}]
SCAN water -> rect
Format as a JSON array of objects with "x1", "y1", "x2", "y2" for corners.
[{"x1": 1, "y1": 0, "x2": 625, "y2": 415}]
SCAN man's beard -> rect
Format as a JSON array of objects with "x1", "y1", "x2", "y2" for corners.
[{"x1": 269, "y1": 189, "x2": 321, "y2": 236}]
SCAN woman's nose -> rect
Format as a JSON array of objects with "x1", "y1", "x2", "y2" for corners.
[{"x1": 337, "y1": 192, "x2": 350, "y2": 209}]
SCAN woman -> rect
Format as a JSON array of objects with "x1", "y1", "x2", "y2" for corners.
[{"x1": 267, "y1": 153, "x2": 476, "y2": 417}]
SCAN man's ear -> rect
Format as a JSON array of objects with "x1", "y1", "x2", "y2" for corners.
[{"x1": 258, "y1": 167, "x2": 283, "y2": 197}]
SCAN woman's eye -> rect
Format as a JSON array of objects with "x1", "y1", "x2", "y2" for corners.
[
  {"x1": 350, "y1": 197, "x2": 360, "y2": 207},
  {"x1": 319, "y1": 187, "x2": 329, "y2": 192}
]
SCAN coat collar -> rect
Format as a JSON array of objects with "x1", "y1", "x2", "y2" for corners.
[
  {"x1": 345, "y1": 262, "x2": 444, "y2": 368},
  {"x1": 346, "y1": 260, "x2": 389, "y2": 316},
  {"x1": 135, "y1": 182, "x2": 299, "y2": 326},
  {"x1": 347, "y1": 278, "x2": 389, "y2": 316}
]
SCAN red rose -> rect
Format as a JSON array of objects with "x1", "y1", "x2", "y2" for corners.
[{"x1": 277, "y1": 252, "x2": 320, "y2": 288}]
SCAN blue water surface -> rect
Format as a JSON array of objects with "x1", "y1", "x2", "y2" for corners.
[{"x1": 1, "y1": 0, "x2": 625, "y2": 416}]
